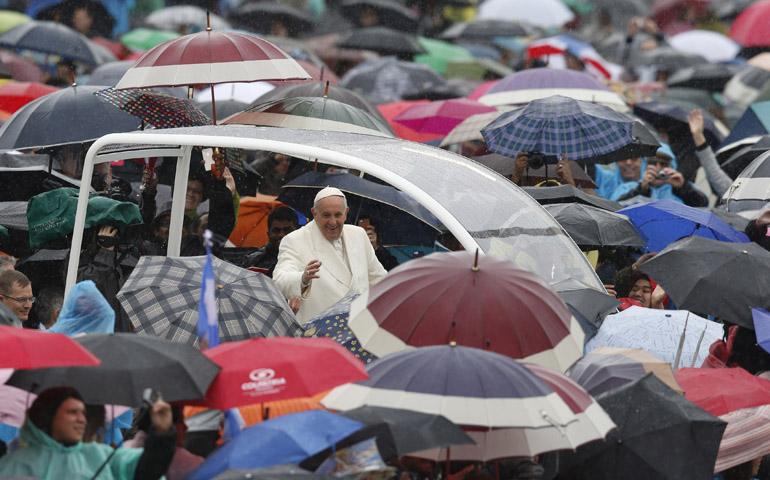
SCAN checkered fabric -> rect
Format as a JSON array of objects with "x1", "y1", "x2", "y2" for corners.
[
  {"x1": 480, "y1": 95, "x2": 635, "y2": 161},
  {"x1": 117, "y1": 255, "x2": 302, "y2": 346}
]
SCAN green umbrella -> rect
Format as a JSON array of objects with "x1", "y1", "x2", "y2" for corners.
[
  {"x1": 0, "y1": 224, "x2": 8, "y2": 245},
  {"x1": 444, "y1": 57, "x2": 513, "y2": 80},
  {"x1": 414, "y1": 37, "x2": 472, "y2": 76},
  {"x1": 120, "y1": 28, "x2": 180, "y2": 52},
  {"x1": 27, "y1": 188, "x2": 142, "y2": 247},
  {"x1": 0, "y1": 10, "x2": 31, "y2": 35},
  {"x1": 560, "y1": 0, "x2": 595, "y2": 15}
]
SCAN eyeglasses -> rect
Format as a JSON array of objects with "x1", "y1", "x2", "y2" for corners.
[
  {"x1": 1, "y1": 294, "x2": 35, "y2": 304},
  {"x1": 648, "y1": 158, "x2": 671, "y2": 168}
]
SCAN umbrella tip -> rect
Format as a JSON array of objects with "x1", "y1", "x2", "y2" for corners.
[
  {"x1": 71, "y1": 70, "x2": 77, "y2": 87},
  {"x1": 206, "y1": 10, "x2": 211, "y2": 31},
  {"x1": 450, "y1": 321, "x2": 456, "y2": 346},
  {"x1": 472, "y1": 249, "x2": 479, "y2": 271}
]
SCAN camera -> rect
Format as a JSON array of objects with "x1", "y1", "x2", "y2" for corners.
[
  {"x1": 527, "y1": 151, "x2": 559, "y2": 170},
  {"x1": 143, "y1": 388, "x2": 160, "y2": 407},
  {"x1": 655, "y1": 170, "x2": 669, "y2": 180}
]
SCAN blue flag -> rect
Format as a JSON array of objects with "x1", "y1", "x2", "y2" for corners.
[{"x1": 197, "y1": 230, "x2": 219, "y2": 349}]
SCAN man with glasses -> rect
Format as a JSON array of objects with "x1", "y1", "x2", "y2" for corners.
[{"x1": 0, "y1": 270, "x2": 34, "y2": 325}]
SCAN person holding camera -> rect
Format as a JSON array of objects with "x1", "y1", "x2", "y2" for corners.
[{"x1": 510, "y1": 152, "x2": 576, "y2": 188}]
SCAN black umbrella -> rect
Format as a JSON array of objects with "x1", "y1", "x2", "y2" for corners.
[
  {"x1": 278, "y1": 171, "x2": 442, "y2": 246},
  {"x1": 439, "y1": 19, "x2": 538, "y2": 41},
  {"x1": 230, "y1": 3, "x2": 314, "y2": 38},
  {"x1": 544, "y1": 203, "x2": 646, "y2": 248},
  {"x1": 252, "y1": 82, "x2": 384, "y2": 120},
  {"x1": 706, "y1": 207, "x2": 750, "y2": 232},
  {"x1": 522, "y1": 185, "x2": 623, "y2": 212},
  {"x1": 0, "y1": 84, "x2": 141, "y2": 150},
  {"x1": 213, "y1": 465, "x2": 337, "y2": 480},
  {"x1": 34, "y1": 0, "x2": 116, "y2": 39},
  {"x1": 0, "y1": 201, "x2": 28, "y2": 231},
  {"x1": 552, "y1": 278, "x2": 620, "y2": 339},
  {"x1": 0, "y1": 20, "x2": 108, "y2": 66},
  {"x1": 338, "y1": 57, "x2": 446, "y2": 105},
  {"x1": 553, "y1": 374, "x2": 726, "y2": 480},
  {"x1": 335, "y1": 27, "x2": 425, "y2": 58},
  {"x1": 637, "y1": 236, "x2": 770, "y2": 328},
  {"x1": 198, "y1": 99, "x2": 248, "y2": 121},
  {"x1": 340, "y1": 0, "x2": 419, "y2": 32},
  {"x1": 633, "y1": 101, "x2": 724, "y2": 150},
  {"x1": 665, "y1": 64, "x2": 745, "y2": 92},
  {"x1": 637, "y1": 47, "x2": 707, "y2": 72},
  {"x1": 7, "y1": 333, "x2": 221, "y2": 406},
  {"x1": 0, "y1": 165, "x2": 84, "y2": 201},
  {"x1": 720, "y1": 134, "x2": 770, "y2": 178}
]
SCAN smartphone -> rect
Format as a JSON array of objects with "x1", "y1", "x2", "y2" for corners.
[
  {"x1": 143, "y1": 388, "x2": 160, "y2": 407},
  {"x1": 358, "y1": 219, "x2": 370, "y2": 227}
]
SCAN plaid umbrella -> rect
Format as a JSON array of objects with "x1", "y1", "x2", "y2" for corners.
[
  {"x1": 116, "y1": 255, "x2": 302, "y2": 346},
  {"x1": 95, "y1": 87, "x2": 212, "y2": 128},
  {"x1": 481, "y1": 95, "x2": 636, "y2": 162},
  {"x1": 303, "y1": 294, "x2": 377, "y2": 365}
]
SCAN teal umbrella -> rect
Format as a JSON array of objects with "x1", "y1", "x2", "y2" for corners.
[{"x1": 414, "y1": 37, "x2": 472, "y2": 76}]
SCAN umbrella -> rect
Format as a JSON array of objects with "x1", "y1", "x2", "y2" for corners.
[
  {"x1": 115, "y1": 29, "x2": 311, "y2": 124},
  {"x1": 553, "y1": 374, "x2": 726, "y2": 480},
  {"x1": 721, "y1": 101, "x2": 770, "y2": 151},
  {"x1": 413, "y1": 37, "x2": 472, "y2": 76},
  {"x1": 637, "y1": 47, "x2": 707, "y2": 72},
  {"x1": 668, "y1": 30, "x2": 740, "y2": 63},
  {"x1": 720, "y1": 135, "x2": 770, "y2": 179},
  {"x1": 339, "y1": 0, "x2": 419, "y2": 32},
  {"x1": 322, "y1": 344, "x2": 579, "y2": 431},
  {"x1": 121, "y1": 28, "x2": 181, "y2": 55},
  {"x1": 524, "y1": 34, "x2": 620, "y2": 81},
  {"x1": 481, "y1": 95, "x2": 638, "y2": 163},
  {"x1": 479, "y1": 68, "x2": 628, "y2": 112},
  {"x1": 0, "y1": 84, "x2": 141, "y2": 150},
  {"x1": 335, "y1": 27, "x2": 425, "y2": 58},
  {"x1": 585, "y1": 306, "x2": 723, "y2": 369},
  {"x1": 0, "y1": 20, "x2": 108, "y2": 65},
  {"x1": 187, "y1": 411, "x2": 365, "y2": 480},
  {"x1": 728, "y1": 0, "x2": 770, "y2": 48},
  {"x1": 195, "y1": 337, "x2": 368, "y2": 411},
  {"x1": 522, "y1": 184, "x2": 622, "y2": 211},
  {"x1": 7, "y1": 333, "x2": 220, "y2": 405},
  {"x1": 0, "y1": 324, "x2": 100, "y2": 369},
  {"x1": 116, "y1": 255, "x2": 302, "y2": 346},
  {"x1": 277, "y1": 171, "x2": 441, "y2": 246},
  {"x1": 675, "y1": 367, "x2": 770, "y2": 417},
  {"x1": 439, "y1": 19, "x2": 538, "y2": 41},
  {"x1": 253, "y1": 82, "x2": 383, "y2": 120},
  {"x1": 377, "y1": 99, "x2": 443, "y2": 142},
  {"x1": 633, "y1": 100, "x2": 725, "y2": 150},
  {"x1": 715, "y1": 405, "x2": 770, "y2": 473},
  {"x1": 194, "y1": 82, "x2": 275, "y2": 105},
  {"x1": 86, "y1": 61, "x2": 188, "y2": 100},
  {"x1": 552, "y1": 278, "x2": 621, "y2": 337},
  {"x1": 144, "y1": 6, "x2": 231, "y2": 33},
  {"x1": 471, "y1": 154, "x2": 598, "y2": 189},
  {"x1": 665, "y1": 64, "x2": 745, "y2": 92},
  {"x1": 303, "y1": 294, "x2": 377, "y2": 365},
  {"x1": 94, "y1": 87, "x2": 212, "y2": 128},
  {"x1": 222, "y1": 95, "x2": 395, "y2": 137},
  {"x1": 0, "y1": 49, "x2": 42, "y2": 82},
  {"x1": 439, "y1": 111, "x2": 502, "y2": 147},
  {"x1": 0, "y1": 200, "x2": 27, "y2": 230},
  {"x1": 229, "y1": 3, "x2": 313, "y2": 38},
  {"x1": 724, "y1": 66, "x2": 770, "y2": 106},
  {"x1": 722, "y1": 150, "x2": 770, "y2": 204},
  {"x1": 0, "y1": 81, "x2": 59, "y2": 113},
  {"x1": 338, "y1": 56, "x2": 446, "y2": 105},
  {"x1": 391, "y1": 98, "x2": 495, "y2": 136},
  {"x1": 638, "y1": 236, "x2": 770, "y2": 328},
  {"x1": 444, "y1": 57, "x2": 513, "y2": 81},
  {"x1": 213, "y1": 465, "x2": 337, "y2": 480},
  {"x1": 476, "y1": 0, "x2": 574, "y2": 28},
  {"x1": 346, "y1": 250, "x2": 585, "y2": 372},
  {"x1": 754, "y1": 307, "x2": 770, "y2": 355},
  {"x1": 617, "y1": 198, "x2": 749, "y2": 253},
  {"x1": 0, "y1": 164, "x2": 86, "y2": 201},
  {"x1": 197, "y1": 98, "x2": 248, "y2": 121},
  {"x1": 543, "y1": 203, "x2": 645, "y2": 248},
  {"x1": 411, "y1": 363, "x2": 616, "y2": 461},
  {"x1": 566, "y1": 346, "x2": 683, "y2": 396},
  {"x1": 0, "y1": 10, "x2": 31, "y2": 34}
]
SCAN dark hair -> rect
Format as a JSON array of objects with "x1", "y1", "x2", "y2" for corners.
[
  {"x1": 727, "y1": 326, "x2": 770, "y2": 375},
  {"x1": 0, "y1": 270, "x2": 31, "y2": 294},
  {"x1": 268, "y1": 207, "x2": 299, "y2": 229},
  {"x1": 28, "y1": 387, "x2": 85, "y2": 436},
  {"x1": 35, "y1": 287, "x2": 64, "y2": 329}
]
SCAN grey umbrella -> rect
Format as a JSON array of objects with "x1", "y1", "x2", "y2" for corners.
[
  {"x1": 252, "y1": 82, "x2": 384, "y2": 120},
  {"x1": 544, "y1": 203, "x2": 646, "y2": 248},
  {"x1": 335, "y1": 27, "x2": 426, "y2": 57},
  {"x1": 339, "y1": 56, "x2": 446, "y2": 105},
  {"x1": 552, "y1": 278, "x2": 620, "y2": 335},
  {"x1": 522, "y1": 184, "x2": 623, "y2": 211}
]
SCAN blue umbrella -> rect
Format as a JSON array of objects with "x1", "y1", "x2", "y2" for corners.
[
  {"x1": 618, "y1": 198, "x2": 749, "y2": 252},
  {"x1": 720, "y1": 101, "x2": 770, "y2": 148},
  {"x1": 753, "y1": 308, "x2": 770, "y2": 355},
  {"x1": 303, "y1": 294, "x2": 377, "y2": 365},
  {"x1": 187, "y1": 410, "x2": 366, "y2": 480},
  {"x1": 480, "y1": 95, "x2": 637, "y2": 163}
]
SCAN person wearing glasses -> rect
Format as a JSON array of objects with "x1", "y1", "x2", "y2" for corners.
[{"x1": 0, "y1": 270, "x2": 34, "y2": 325}]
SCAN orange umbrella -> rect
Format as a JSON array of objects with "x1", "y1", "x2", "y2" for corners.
[{"x1": 228, "y1": 194, "x2": 284, "y2": 248}]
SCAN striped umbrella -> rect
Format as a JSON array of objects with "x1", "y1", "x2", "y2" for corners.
[
  {"x1": 481, "y1": 95, "x2": 636, "y2": 163},
  {"x1": 715, "y1": 405, "x2": 770, "y2": 473},
  {"x1": 723, "y1": 150, "x2": 770, "y2": 204}
]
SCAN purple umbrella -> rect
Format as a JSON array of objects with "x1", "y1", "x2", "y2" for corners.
[{"x1": 391, "y1": 97, "x2": 497, "y2": 135}]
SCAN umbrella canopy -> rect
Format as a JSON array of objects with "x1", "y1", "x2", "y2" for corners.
[
  {"x1": 665, "y1": 63, "x2": 745, "y2": 92},
  {"x1": 194, "y1": 82, "x2": 275, "y2": 104},
  {"x1": 196, "y1": 336, "x2": 368, "y2": 411},
  {"x1": 222, "y1": 95, "x2": 395, "y2": 137},
  {"x1": 95, "y1": 86, "x2": 211, "y2": 128},
  {"x1": 346, "y1": 250, "x2": 585, "y2": 372},
  {"x1": 0, "y1": 20, "x2": 108, "y2": 65},
  {"x1": 0, "y1": 324, "x2": 100, "y2": 369},
  {"x1": 335, "y1": 27, "x2": 425, "y2": 57},
  {"x1": 321, "y1": 344, "x2": 579, "y2": 430},
  {"x1": 543, "y1": 203, "x2": 645, "y2": 248},
  {"x1": 213, "y1": 465, "x2": 337, "y2": 480},
  {"x1": 120, "y1": 27, "x2": 181, "y2": 52},
  {"x1": 552, "y1": 278, "x2": 621, "y2": 339},
  {"x1": 0, "y1": 10, "x2": 31, "y2": 34},
  {"x1": 391, "y1": 98, "x2": 495, "y2": 136},
  {"x1": 339, "y1": 0, "x2": 419, "y2": 32},
  {"x1": 522, "y1": 184, "x2": 622, "y2": 211},
  {"x1": 276, "y1": 171, "x2": 441, "y2": 246},
  {"x1": 413, "y1": 37, "x2": 472, "y2": 76},
  {"x1": 668, "y1": 30, "x2": 740, "y2": 63},
  {"x1": 716, "y1": 405, "x2": 770, "y2": 473},
  {"x1": 229, "y1": 3, "x2": 313, "y2": 38},
  {"x1": 722, "y1": 150, "x2": 770, "y2": 203},
  {"x1": 0, "y1": 84, "x2": 141, "y2": 150},
  {"x1": 617, "y1": 198, "x2": 749, "y2": 252},
  {"x1": 754, "y1": 307, "x2": 770, "y2": 355},
  {"x1": 439, "y1": 19, "x2": 538, "y2": 41},
  {"x1": 721, "y1": 101, "x2": 770, "y2": 152},
  {"x1": 7, "y1": 333, "x2": 220, "y2": 405},
  {"x1": 566, "y1": 346, "x2": 683, "y2": 396},
  {"x1": 637, "y1": 236, "x2": 770, "y2": 328},
  {"x1": 481, "y1": 95, "x2": 637, "y2": 163},
  {"x1": 637, "y1": 47, "x2": 707, "y2": 72},
  {"x1": 303, "y1": 294, "x2": 377, "y2": 365},
  {"x1": 585, "y1": 306, "x2": 723, "y2": 369},
  {"x1": 728, "y1": 0, "x2": 770, "y2": 48},
  {"x1": 0, "y1": 81, "x2": 58, "y2": 113},
  {"x1": 438, "y1": 111, "x2": 502, "y2": 147},
  {"x1": 0, "y1": 164, "x2": 86, "y2": 201},
  {"x1": 253, "y1": 82, "x2": 383, "y2": 120},
  {"x1": 188, "y1": 410, "x2": 365, "y2": 480},
  {"x1": 675, "y1": 367, "x2": 770, "y2": 417},
  {"x1": 633, "y1": 100, "x2": 725, "y2": 150},
  {"x1": 116, "y1": 255, "x2": 302, "y2": 346},
  {"x1": 479, "y1": 68, "x2": 627, "y2": 112},
  {"x1": 0, "y1": 49, "x2": 42, "y2": 82},
  {"x1": 716, "y1": 135, "x2": 770, "y2": 179},
  {"x1": 554, "y1": 374, "x2": 726, "y2": 480},
  {"x1": 338, "y1": 56, "x2": 446, "y2": 105},
  {"x1": 444, "y1": 57, "x2": 513, "y2": 81},
  {"x1": 471, "y1": 154, "x2": 598, "y2": 189},
  {"x1": 724, "y1": 66, "x2": 770, "y2": 106},
  {"x1": 144, "y1": 6, "x2": 231, "y2": 33},
  {"x1": 227, "y1": 195, "x2": 284, "y2": 248},
  {"x1": 476, "y1": 0, "x2": 574, "y2": 28}
]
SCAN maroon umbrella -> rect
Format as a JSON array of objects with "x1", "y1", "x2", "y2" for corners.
[{"x1": 346, "y1": 250, "x2": 584, "y2": 372}]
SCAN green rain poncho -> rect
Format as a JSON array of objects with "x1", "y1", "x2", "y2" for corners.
[{"x1": 0, "y1": 419, "x2": 143, "y2": 479}]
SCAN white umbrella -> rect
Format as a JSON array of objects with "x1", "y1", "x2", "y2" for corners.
[
  {"x1": 477, "y1": 0, "x2": 574, "y2": 29},
  {"x1": 668, "y1": 30, "x2": 740, "y2": 64},
  {"x1": 585, "y1": 306, "x2": 723, "y2": 369}
]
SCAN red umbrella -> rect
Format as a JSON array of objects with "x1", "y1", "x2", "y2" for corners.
[
  {"x1": 115, "y1": 20, "x2": 310, "y2": 124},
  {"x1": 0, "y1": 81, "x2": 59, "y2": 113},
  {"x1": 729, "y1": 0, "x2": 770, "y2": 48},
  {"x1": 346, "y1": 251, "x2": 584, "y2": 372},
  {"x1": 0, "y1": 325, "x2": 100, "y2": 369},
  {"x1": 377, "y1": 100, "x2": 443, "y2": 143},
  {"x1": 197, "y1": 337, "x2": 368, "y2": 410},
  {"x1": 391, "y1": 98, "x2": 497, "y2": 136},
  {"x1": 675, "y1": 367, "x2": 770, "y2": 417},
  {"x1": 0, "y1": 49, "x2": 43, "y2": 82},
  {"x1": 270, "y1": 59, "x2": 340, "y2": 87}
]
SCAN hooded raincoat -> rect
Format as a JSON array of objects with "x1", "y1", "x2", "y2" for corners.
[{"x1": 46, "y1": 280, "x2": 115, "y2": 336}]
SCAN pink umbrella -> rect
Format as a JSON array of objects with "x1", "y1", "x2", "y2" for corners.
[
  {"x1": 468, "y1": 79, "x2": 498, "y2": 101},
  {"x1": 0, "y1": 48, "x2": 43, "y2": 82},
  {"x1": 391, "y1": 98, "x2": 497, "y2": 135},
  {"x1": 115, "y1": 15, "x2": 310, "y2": 123}
]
